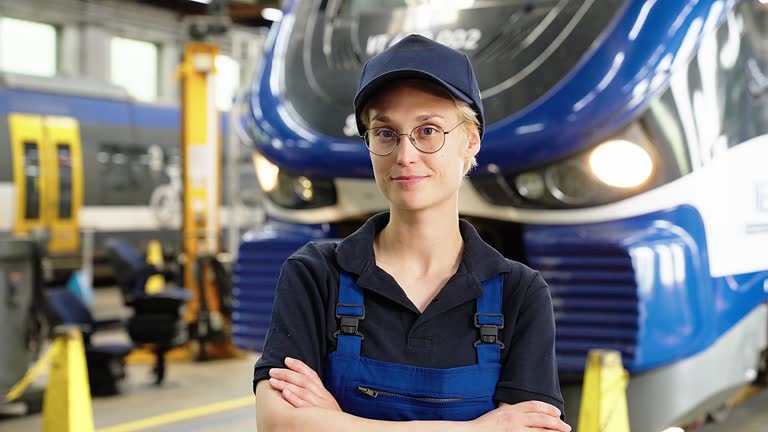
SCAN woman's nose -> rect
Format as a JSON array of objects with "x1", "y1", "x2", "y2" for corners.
[{"x1": 395, "y1": 134, "x2": 419, "y2": 165}]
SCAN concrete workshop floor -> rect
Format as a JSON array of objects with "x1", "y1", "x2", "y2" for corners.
[{"x1": 0, "y1": 286, "x2": 259, "y2": 432}]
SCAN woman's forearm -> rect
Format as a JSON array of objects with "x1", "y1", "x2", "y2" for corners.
[
  {"x1": 255, "y1": 380, "x2": 471, "y2": 432},
  {"x1": 273, "y1": 406, "x2": 472, "y2": 432}
]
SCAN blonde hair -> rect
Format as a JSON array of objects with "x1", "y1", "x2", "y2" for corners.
[
  {"x1": 455, "y1": 101, "x2": 480, "y2": 175},
  {"x1": 360, "y1": 80, "x2": 481, "y2": 176}
]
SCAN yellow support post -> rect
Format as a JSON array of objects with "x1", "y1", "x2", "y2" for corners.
[
  {"x1": 177, "y1": 41, "x2": 239, "y2": 360},
  {"x1": 577, "y1": 349, "x2": 631, "y2": 432},
  {"x1": 42, "y1": 327, "x2": 95, "y2": 432},
  {"x1": 178, "y1": 41, "x2": 220, "y2": 323}
]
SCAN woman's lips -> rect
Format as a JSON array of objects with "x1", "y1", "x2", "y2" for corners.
[{"x1": 392, "y1": 176, "x2": 427, "y2": 185}]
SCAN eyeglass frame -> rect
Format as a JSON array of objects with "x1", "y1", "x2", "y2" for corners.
[{"x1": 361, "y1": 121, "x2": 466, "y2": 156}]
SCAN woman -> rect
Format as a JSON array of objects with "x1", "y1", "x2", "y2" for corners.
[{"x1": 254, "y1": 34, "x2": 570, "y2": 432}]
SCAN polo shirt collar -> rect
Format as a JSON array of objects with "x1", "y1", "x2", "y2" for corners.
[{"x1": 335, "y1": 212, "x2": 511, "y2": 310}]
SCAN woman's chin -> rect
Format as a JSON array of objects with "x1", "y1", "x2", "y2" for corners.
[
  {"x1": 388, "y1": 197, "x2": 426, "y2": 212},
  {"x1": 387, "y1": 195, "x2": 439, "y2": 212}
]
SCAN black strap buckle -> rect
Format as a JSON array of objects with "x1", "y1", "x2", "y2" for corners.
[
  {"x1": 335, "y1": 303, "x2": 366, "y2": 319},
  {"x1": 474, "y1": 313, "x2": 505, "y2": 349},
  {"x1": 334, "y1": 304, "x2": 365, "y2": 340}
]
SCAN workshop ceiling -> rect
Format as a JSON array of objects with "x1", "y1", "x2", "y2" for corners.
[{"x1": 135, "y1": 0, "x2": 282, "y2": 27}]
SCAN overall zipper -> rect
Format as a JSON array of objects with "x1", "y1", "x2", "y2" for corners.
[{"x1": 357, "y1": 386, "x2": 464, "y2": 402}]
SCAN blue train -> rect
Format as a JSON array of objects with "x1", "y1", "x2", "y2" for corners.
[{"x1": 233, "y1": 0, "x2": 768, "y2": 430}]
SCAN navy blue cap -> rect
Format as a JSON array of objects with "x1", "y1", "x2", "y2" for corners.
[{"x1": 353, "y1": 34, "x2": 484, "y2": 138}]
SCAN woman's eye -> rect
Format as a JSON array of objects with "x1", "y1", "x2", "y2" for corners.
[
  {"x1": 418, "y1": 126, "x2": 438, "y2": 136},
  {"x1": 375, "y1": 129, "x2": 396, "y2": 139}
]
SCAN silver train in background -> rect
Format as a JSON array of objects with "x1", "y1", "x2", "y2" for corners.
[{"x1": 0, "y1": 73, "x2": 261, "y2": 279}]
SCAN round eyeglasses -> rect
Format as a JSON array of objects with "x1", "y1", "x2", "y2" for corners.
[{"x1": 362, "y1": 122, "x2": 465, "y2": 156}]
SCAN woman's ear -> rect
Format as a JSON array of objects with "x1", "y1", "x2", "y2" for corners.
[{"x1": 464, "y1": 126, "x2": 481, "y2": 159}]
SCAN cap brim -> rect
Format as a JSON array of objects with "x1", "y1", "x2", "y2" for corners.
[{"x1": 354, "y1": 69, "x2": 474, "y2": 136}]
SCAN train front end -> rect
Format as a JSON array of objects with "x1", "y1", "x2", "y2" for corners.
[{"x1": 234, "y1": 1, "x2": 768, "y2": 429}]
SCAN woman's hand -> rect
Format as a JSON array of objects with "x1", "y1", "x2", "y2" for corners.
[
  {"x1": 470, "y1": 401, "x2": 571, "y2": 432},
  {"x1": 268, "y1": 357, "x2": 342, "y2": 411}
]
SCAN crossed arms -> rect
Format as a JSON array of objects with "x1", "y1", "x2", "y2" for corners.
[{"x1": 255, "y1": 357, "x2": 571, "y2": 432}]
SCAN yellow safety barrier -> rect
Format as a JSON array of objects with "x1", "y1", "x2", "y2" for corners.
[
  {"x1": 144, "y1": 240, "x2": 165, "y2": 294},
  {"x1": 42, "y1": 327, "x2": 95, "y2": 432},
  {"x1": 577, "y1": 349, "x2": 631, "y2": 432},
  {"x1": 5, "y1": 338, "x2": 57, "y2": 402}
]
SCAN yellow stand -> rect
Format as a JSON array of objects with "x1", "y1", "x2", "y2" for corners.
[
  {"x1": 144, "y1": 240, "x2": 165, "y2": 294},
  {"x1": 577, "y1": 349, "x2": 631, "y2": 432},
  {"x1": 176, "y1": 42, "x2": 241, "y2": 361},
  {"x1": 42, "y1": 327, "x2": 95, "y2": 432},
  {"x1": 125, "y1": 344, "x2": 193, "y2": 365}
]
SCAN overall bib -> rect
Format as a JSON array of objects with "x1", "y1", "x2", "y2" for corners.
[{"x1": 324, "y1": 271, "x2": 505, "y2": 421}]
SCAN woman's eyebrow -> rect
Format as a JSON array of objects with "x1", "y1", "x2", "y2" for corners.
[
  {"x1": 371, "y1": 114, "x2": 390, "y2": 123},
  {"x1": 414, "y1": 113, "x2": 445, "y2": 122},
  {"x1": 371, "y1": 113, "x2": 445, "y2": 123}
]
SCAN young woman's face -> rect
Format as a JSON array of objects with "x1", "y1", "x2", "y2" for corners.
[{"x1": 365, "y1": 81, "x2": 480, "y2": 213}]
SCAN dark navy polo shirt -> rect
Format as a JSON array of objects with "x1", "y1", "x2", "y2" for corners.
[{"x1": 253, "y1": 212, "x2": 564, "y2": 413}]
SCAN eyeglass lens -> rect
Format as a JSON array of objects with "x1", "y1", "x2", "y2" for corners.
[{"x1": 365, "y1": 125, "x2": 445, "y2": 155}]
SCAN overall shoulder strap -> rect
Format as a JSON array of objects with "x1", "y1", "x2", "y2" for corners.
[
  {"x1": 475, "y1": 273, "x2": 505, "y2": 365},
  {"x1": 334, "y1": 271, "x2": 365, "y2": 356}
]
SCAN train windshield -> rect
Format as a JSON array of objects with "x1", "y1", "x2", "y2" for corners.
[
  {"x1": 337, "y1": 0, "x2": 538, "y2": 16},
  {"x1": 277, "y1": 0, "x2": 626, "y2": 138}
]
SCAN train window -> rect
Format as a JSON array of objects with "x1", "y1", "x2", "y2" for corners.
[
  {"x1": 22, "y1": 141, "x2": 41, "y2": 220},
  {"x1": 97, "y1": 143, "x2": 168, "y2": 206},
  {"x1": 0, "y1": 18, "x2": 57, "y2": 77},
  {"x1": 56, "y1": 144, "x2": 73, "y2": 219},
  {"x1": 110, "y1": 37, "x2": 158, "y2": 102}
]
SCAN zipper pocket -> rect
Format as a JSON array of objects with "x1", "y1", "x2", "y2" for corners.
[{"x1": 357, "y1": 386, "x2": 464, "y2": 402}]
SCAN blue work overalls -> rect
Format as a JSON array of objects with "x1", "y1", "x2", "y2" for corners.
[{"x1": 324, "y1": 271, "x2": 505, "y2": 421}]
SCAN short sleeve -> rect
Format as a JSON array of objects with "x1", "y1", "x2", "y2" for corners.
[
  {"x1": 495, "y1": 272, "x2": 564, "y2": 415},
  {"x1": 252, "y1": 254, "x2": 329, "y2": 393}
]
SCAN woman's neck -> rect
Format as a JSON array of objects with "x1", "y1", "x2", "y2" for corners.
[{"x1": 374, "y1": 206, "x2": 463, "y2": 278}]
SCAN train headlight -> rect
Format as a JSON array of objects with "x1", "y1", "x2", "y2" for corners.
[
  {"x1": 514, "y1": 172, "x2": 546, "y2": 200},
  {"x1": 294, "y1": 176, "x2": 314, "y2": 202},
  {"x1": 544, "y1": 160, "x2": 596, "y2": 204},
  {"x1": 589, "y1": 139, "x2": 653, "y2": 188},
  {"x1": 269, "y1": 170, "x2": 336, "y2": 209},
  {"x1": 254, "y1": 152, "x2": 279, "y2": 192},
  {"x1": 252, "y1": 152, "x2": 337, "y2": 209},
  {"x1": 474, "y1": 122, "x2": 664, "y2": 209}
]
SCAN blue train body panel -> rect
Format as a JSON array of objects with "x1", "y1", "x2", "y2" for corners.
[
  {"x1": 526, "y1": 205, "x2": 767, "y2": 373},
  {"x1": 233, "y1": 221, "x2": 334, "y2": 352}
]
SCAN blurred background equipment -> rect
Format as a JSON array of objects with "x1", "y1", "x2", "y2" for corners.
[
  {"x1": 0, "y1": 0, "x2": 272, "y2": 428},
  {"x1": 106, "y1": 238, "x2": 191, "y2": 384},
  {"x1": 44, "y1": 287, "x2": 131, "y2": 396},
  {"x1": 0, "y1": 0, "x2": 268, "y2": 283},
  {"x1": 0, "y1": 238, "x2": 47, "y2": 414}
]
